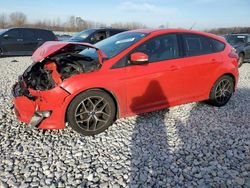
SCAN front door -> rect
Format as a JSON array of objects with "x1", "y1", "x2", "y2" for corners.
[
  {"x1": 124, "y1": 34, "x2": 183, "y2": 114},
  {"x1": 1, "y1": 29, "x2": 23, "y2": 55}
]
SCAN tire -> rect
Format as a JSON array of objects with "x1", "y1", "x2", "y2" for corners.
[
  {"x1": 0, "y1": 48, "x2": 3, "y2": 57},
  {"x1": 67, "y1": 90, "x2": 116, "y2": 136},
  {"x1": 238, "y1": 53, "x2": 244, "y2": 67},
  {"x1": 208, "y1": 75, "x2": 234, "y2": 107}
]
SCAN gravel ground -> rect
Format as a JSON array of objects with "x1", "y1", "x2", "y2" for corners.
[{"x1": 0, "y1": 56, "x2": 249, "y2": 188}]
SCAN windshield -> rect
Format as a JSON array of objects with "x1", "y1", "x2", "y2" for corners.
[
  {"x1": 79, "y1": 32, "x2": 147, "y2": 59},
  {"x1": 69, "y1": 29, "x2": 96, "y2": 41},
  {"x1": 226, "y1": 35, "x2": 247, "y2": 45}
]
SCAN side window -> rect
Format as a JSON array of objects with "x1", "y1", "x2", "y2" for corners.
[
  {"x1": 211, "y1": 39, "x2": 225, "y2": 52},
  {"x1": 182, "y1": 34, "x2": 213, "y2": 56},
  {"x1": 37, "y1": 30, "x2": 55, "y2": 40},
  {"x1": 110, "y1": 30, "x2": 121, "y2": 36},
  {"x1": 133, "y1": 34, "x2": 179, "y2": 63},
  {"x1": 5, "y1": 29, "x2": 20, "y2": 39},
  {"x1": 21, "y1": 29, "x2": 36, "y2": 40},
  {"x1": 93, "y1": 31, "x2": 107, "y2": 42}
]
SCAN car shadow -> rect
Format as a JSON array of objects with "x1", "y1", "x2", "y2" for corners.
[
  {"x1": 129, "y1": 80, "x2": 172, "y2": 187},
  {"x1": 129, "y1": 81, "x2": 250, "y2": 187}
]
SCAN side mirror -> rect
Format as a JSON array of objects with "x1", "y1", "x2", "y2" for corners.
[
  {"x1": 3, "y1": 34, "x2": 9, "y2": 39},
  {"x1": 130, "y1": 52, "x2": 149, "y2": 65}
]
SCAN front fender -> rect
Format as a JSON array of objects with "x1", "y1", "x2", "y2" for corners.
[{"x1": 59, "y1": 72, "x2": 127, "y2": 118}]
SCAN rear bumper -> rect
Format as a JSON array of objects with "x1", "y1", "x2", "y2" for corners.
[{"x1": 12, "y1": 83, "x2": 71, "y2": 129}]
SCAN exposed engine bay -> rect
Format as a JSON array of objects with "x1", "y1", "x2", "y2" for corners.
[{"x1": 22, "y1": 44, "x2": 101, "y2": 91}]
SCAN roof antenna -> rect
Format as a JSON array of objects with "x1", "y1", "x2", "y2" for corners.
[{"x1": 189, "y1": 22, "x2": 196, "y2": 30}]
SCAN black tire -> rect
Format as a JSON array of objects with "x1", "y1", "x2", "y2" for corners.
[
  {"x1": 0, "y1": 48, "x2": 3, "y2": 57},
  {"x1": 67, "y1": 90, "x2": 116, "y2": 136},
  {"x1": 238, "y1": 53, "x2": 244, "y2": 67},
  {"x1": 208, "y1": 75, "x2": 234, "y2": 107}
]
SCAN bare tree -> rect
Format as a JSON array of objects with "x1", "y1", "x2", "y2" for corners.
[
  {"x1": 0, "y1": 13, "x2": 8, "y2": 29},
  {"x1": 9, "y1": 12, "x2": 27, "y2": 27},
  {"x1": 111, "y1": 22, "x2": 146, "y2": 30}
]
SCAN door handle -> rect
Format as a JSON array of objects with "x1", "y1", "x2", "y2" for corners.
[
  {"x1": 17, "y1": 39, "x2": 23, "y2": 42},
  {"x1": 168, "y1": 65, "x2": 180, "y2": 71},
  {"x1": 37, "y1": 38, "x2": 43, "y2": 41}
]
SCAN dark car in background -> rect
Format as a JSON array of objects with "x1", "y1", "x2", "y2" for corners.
[
  {"x1": 68, "y1": 28, "x2": 127, "y2": 44},
  {"x1": 0, "y1": 28, "x2": 57, "y2": 57},
  {"x1": 224, "y1": 34, "x2": 250, "y2": 67}
]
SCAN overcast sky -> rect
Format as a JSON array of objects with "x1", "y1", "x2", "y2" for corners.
[{"x1": 0, "y1": 0, "x2": 249, "y2": 30}]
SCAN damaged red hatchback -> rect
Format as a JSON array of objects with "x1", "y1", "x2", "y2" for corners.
[{"x1": 12, "y1": 29, "x2": 239, "y2": 135}]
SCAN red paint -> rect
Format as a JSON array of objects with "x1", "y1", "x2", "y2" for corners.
[{"x1": 13, "y1": 29, "x2": 239, "y2": 129}]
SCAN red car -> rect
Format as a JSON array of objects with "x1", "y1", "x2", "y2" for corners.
[{"x1": 12, "y1": 29, "x2": 239, "y2": 135}]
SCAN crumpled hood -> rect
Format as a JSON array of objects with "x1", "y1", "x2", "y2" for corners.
[{"x1": 32, "y1": 41, "x2": 106, "y2": 63}]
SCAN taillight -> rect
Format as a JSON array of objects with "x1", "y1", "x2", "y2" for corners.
[{"x1": 228, "y1": 48, "x2": 238, "y2": 59}]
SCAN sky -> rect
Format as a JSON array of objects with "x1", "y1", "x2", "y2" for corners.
[{"x1": 0, "y1": 0, "x2": 250, "y2": 30}]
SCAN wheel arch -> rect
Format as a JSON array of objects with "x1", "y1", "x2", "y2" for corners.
[
  {"x1": 64, "y1": 87, "x2": 120, "y2": 123},
  {"x1": 210, "y1": 73, "x2": 236, "y2": 94}
]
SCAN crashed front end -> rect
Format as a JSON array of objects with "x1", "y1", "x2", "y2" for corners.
[{"x1": 12, "y1": 41, "x2": 103, "y2": 129}]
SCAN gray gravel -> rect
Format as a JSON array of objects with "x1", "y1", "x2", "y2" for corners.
[{"x1": 0, "y1": 56, "x2": 249, "y2": 187}]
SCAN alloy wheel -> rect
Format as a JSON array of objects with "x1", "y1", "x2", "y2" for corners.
[
  {"x1": 74, "y1": 96, "x2": 111, "y2": 131},
  {"x1": 215, "y1": 79, "x2": 233, "y2": 104}
]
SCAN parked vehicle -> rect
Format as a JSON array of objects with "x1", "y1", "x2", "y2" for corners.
[
  {"x1": 0, "y1": 28, "x2": 57, "y2": 56},
  {"x1": 12, "y1": 29, "x2": 239, "y2": 136},
  {"x1": 56, "y1": 34, "x2": 72, "y2": 41},
  {"x1": 68, "y1": 28, "x2": 127, "y2": 43},
  {"x1": 223, "y1": 33, "x2": 250, "y2": 67}
]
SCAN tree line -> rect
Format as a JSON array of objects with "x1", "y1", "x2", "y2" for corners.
[
  {"x1": 0, "y1": 11, "x2": 249, "y2": 34},
  {"x1": 0, "y1": 12, "x2": 146, "y2": 32}
]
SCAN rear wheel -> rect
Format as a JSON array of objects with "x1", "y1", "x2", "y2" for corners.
[
  {"x1": 0, "y1": 48, "x2": 3, "y2": 57},
  {"x1": 238, "y1": 53, "x2": 244, "y2": 67},
  {"x1": 208, "y1": 75, "x2": 234, "y2": 107},
  {"x1": 67, "y1": 90, "x2": 116, "y2": 136}
]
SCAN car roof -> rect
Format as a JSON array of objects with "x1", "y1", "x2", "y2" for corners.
[
  {"x1": 8, "y1": 27, "x2": 53, "y2": 32},
  {"x1": 129, "y1": 28, "x2": 225, "y2": 42}
]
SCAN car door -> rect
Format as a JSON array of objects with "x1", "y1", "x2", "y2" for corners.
[
  {"x1": 177, "y1": 33, "x2": 223, "y2": 102},
  {"x1": 124, "y1": 34, "x2": 184, "y2": 113},
  {"x1": 20, "y1": 28, "x2": 38, "y2": 54},
  {"x1": 1, "y1": 29, "x2": 23, "y2": 55}
]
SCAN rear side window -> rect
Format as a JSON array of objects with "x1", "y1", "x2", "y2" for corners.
[
  {"x1": 182, "y1": 34, "x2": 213, "y2": 56},
  {"x1": 21, "y1": 29, "x2": 36, "y2": 40},
  {"x1": 211, "y1": 39, "x2": 225, "y2": 52},
  {"x1": 110, "y1": 30, "x2": 123, "y2": 36},
  {"x1": 37, "y1": 30, "x2": 55, "y2": 40}
]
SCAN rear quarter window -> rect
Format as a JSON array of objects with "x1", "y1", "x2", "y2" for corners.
[
  {"x1": 210, "y1": 38, "x2": 225, "y2": 52},
  {"x1": 182, "y1": 33, "x2": 213, "y2": 56}
]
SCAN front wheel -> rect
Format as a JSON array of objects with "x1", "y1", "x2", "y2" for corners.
[
  {"x1": 67, "y1": 90, "x2": 116, "y2": 136},
  {"x1": 208, "y1": 75, "x2": 234, "y2": 107}
]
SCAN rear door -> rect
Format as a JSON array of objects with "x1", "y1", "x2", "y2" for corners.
[
  {"x1": 20, "y1": 28, "x2": 38, "y2": 54},
  {"x1": 177, "y1": 33, "x2": 223, "y2": 102},
  {"x1": 1, "y1": 29, "x2": 23, "y2": 55},
  {"x1": 37, "y1": 30, "x2": 54, "y2": 46}
]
